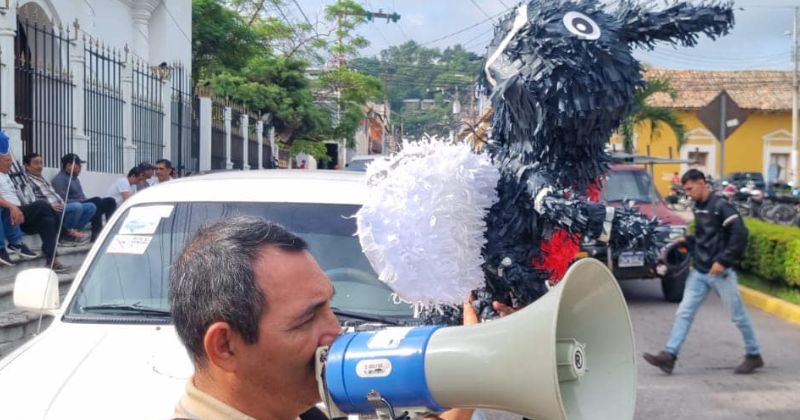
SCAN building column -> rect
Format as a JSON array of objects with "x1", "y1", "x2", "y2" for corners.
[
  {"x1": 224, "y1": 106, "x2": 233, "y2": 169},
  {"x1": 241, "y1": 113, "x2": 249, "y2": 170},
  {"x1": 198, "y1": 97, "x2": 212, "y2": 172},
  {"x1": 256, "y1": 120, "x2": 264, "y2": 169},
  {"x1": 0, "y1": 9, "x2": 23, "y2": 158},
  {"x1": 130, "y1": 0, "x2": 159, "y2": 60},
  {"x1": 122, "y1": 53, "x2": 136, "y2": 171},
  {"x1": 70, "y1": 29, "x2": 89, "y2": 160}
]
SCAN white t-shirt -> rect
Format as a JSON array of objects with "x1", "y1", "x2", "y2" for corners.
[
  {"x1": 0, "y1": 173, "x2": 21, "y2": 206},
  {"x1": 106, "y1": 177, "x2": 135, "y2": 206}
]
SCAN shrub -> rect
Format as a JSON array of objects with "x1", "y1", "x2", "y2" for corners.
[{"x1": 742, "y1": 218, "x2": 800, "y2": 287}]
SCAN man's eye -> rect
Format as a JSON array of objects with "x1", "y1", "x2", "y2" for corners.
[{"x1": 562, "y1": 11, "x2": 601, "y2": 40}]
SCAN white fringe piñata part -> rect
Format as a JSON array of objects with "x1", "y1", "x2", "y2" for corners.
[{"x1": 356, "y1": 139, "x2": 500, "y2": 305}]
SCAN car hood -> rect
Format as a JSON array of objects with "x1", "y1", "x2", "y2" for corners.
[
  {"x1": 0, "y1": 321, "x2": 192, "y2": 420},
  {"x1": 607, "y1": 201, "x2": 687, "y2": 226}
]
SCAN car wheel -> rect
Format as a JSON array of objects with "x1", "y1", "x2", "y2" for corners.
[{"x1": 660, "y1": 269, "x2": 688, "y2": 303}]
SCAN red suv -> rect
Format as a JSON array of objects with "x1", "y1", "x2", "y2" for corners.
[{"x1": 581, "y1": 165, "x2": 689, "y2": 302}]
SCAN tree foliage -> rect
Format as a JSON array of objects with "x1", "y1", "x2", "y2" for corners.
[
  {"x1": 353, "y1": 42, "x2": 482, "y2": 139},
  {"x1": 620, "y1": 77, "x2": 686, "y2": 154}
]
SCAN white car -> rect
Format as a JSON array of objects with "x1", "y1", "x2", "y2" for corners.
[{"x1": 0, "y1": 170, "x2": 413, "y2": 419}]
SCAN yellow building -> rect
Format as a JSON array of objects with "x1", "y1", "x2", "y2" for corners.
[{"x1": 610, "y1": 69, "x2": 795, "y2": 196}]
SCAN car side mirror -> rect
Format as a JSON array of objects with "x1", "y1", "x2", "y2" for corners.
[{"x1": 14, "y1": 268, "x2": 60, "y2": 315}]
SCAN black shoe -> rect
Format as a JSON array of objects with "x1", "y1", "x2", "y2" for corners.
[
  {"x1": 0, "y1": 248, "x2": 15, "y2": 266},
  {"x1": 643, "y1": 351, "x2": 677, "y2": 374},
  {"x1": 7, "y1": 243, "x2": 39, "y2": 259},
  {"x1": 58, "y1": 235, "x2": 80, "y2": 248},
  {"x1": 47, "y1": 259, "x2": 71, "y2": 274},
  {"x1": 735, "y1": 354, "x2": 764, "y2": 374}
]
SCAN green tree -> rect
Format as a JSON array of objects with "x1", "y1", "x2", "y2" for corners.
[
  {"x1": 191, "y1": 0, "x2": 262, "y2": 82},
  {"x1": 620, "y1": 77, "x2": 686, "y2": 154}
]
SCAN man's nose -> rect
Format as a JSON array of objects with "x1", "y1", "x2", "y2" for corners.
[{"x1": 318, "y1": 308, "x2": 341, "y2": 347}]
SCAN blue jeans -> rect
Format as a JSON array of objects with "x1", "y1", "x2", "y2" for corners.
[
  {"x1": 0, "y1": 207, "x2": 23, "y2": 247},
  {"x1": 665, "y1": 268, "x2": 761, "y2": 356},
  {"x1": 63, "y1": 202, "x2": 96, "y2": 231}
]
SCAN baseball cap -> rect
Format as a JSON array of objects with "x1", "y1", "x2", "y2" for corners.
[
  {"x1": 0, "y1": 130, "x2": 9, "y2": 155},
  {"x1": 61, "y1": 153, "x2": 85, "y2": 166}
]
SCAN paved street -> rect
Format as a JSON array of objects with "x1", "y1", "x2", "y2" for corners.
[{"x1": 625, "y1": 278, "x2": 800, "y2": 420}]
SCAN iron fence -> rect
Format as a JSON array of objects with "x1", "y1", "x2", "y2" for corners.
[
  {"x1": 84, "y1": 39, "x2": 124, "y2": 173},
  {"x1": 131, "y1": 59, "x2": 164, "y2": 167},
  {"x1": 15, "y1": 19, "x2": 74, "y2": 167},
  {"x1": 230, "y1": 107, "x2": 245, "y2": 170},
  {"x1": 211, "y1": 100, "x2": 226, "y2": 170},
  {"x1": 247, "y1": 114, "x2": 259, "y2": 169},
  {"x1": 170, "y1": 63, "x2": 196, "y2": 176}
]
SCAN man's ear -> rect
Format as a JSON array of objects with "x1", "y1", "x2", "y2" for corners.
[
  {"x1": 203, "y1": 321, "x2": 241, "y2": 373},
  {"x1": 617, "y1": 0, "x2": 735, "y2": 50}
]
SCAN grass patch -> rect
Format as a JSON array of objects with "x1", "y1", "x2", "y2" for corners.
[{"x1": 738, "y1": 271, "x2": 800, "y2": 306}]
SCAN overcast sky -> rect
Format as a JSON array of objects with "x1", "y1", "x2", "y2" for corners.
[{"x1": 286, "y1": 0, "x2": 800, "y2": 70}]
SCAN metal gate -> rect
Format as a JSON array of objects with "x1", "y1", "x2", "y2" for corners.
[
  {"x1": 170, "y1": 63, "x2": 196, "y2": 176},
  {"x1": 131, "y1": 59, "x2": 164, "y2": 166},
  {"x1": 84, "y1": 39, "x2": 124, "y2": 173},
  {"x1": 211, "y1": 101, "x2": 226, "y2": 170},
  {"x1": 230, "y1": 107, "x2": 244, "y2": 170},
  {"x1": 14, "y1": 19, "x2": 74, "y2": 167},
  {"x1": 247, "y1": 114, "x2": 259, "y2": 169}
]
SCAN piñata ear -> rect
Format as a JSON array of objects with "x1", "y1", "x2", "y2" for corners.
[{"x1": 618, "y1": 0, "x2": 735, "y2": 50}]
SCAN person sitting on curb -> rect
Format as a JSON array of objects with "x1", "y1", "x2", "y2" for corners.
[
  {"x1": 106, "y1": 167, "x2": 144, "y2": 208},
  {"x1": 643, "y1": 169, "x2": 763, "y2": 375},
  {"x1": 0, "y1": 137, "x2": 68, "y2": 272},
  {"x1": 51, "y1": 154, "x2": 116, "y2": 243},
  {"x1": 23, "y1": 152, "x2": 95, "y2": 246}
]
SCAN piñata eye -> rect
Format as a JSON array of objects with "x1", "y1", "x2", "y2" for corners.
[{"x1": 563, "y1": 11, "x2": 601, "y2": 40}]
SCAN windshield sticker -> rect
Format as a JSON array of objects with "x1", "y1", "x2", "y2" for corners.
[
  {"x1": 367, "y1": 327, "x2": 413, "y2": 349},
  {"x1": 119, "y1": 205, "x2": 175, "y2": 235},
  {"x1": 106, "y1": 235, "x2": 153, "y2": 255}
]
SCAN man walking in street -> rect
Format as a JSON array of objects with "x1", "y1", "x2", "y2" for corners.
[{"x1": 644, "y1": 169, "x2": 763, "y2": 375}]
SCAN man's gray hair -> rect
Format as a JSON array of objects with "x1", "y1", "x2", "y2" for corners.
[{"x1": 169, "y1": 216, "x2": 307, "y2": 363}]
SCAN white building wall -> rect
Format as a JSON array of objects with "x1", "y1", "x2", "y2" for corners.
[{"x1": 149, "y1": 1, "x2": 191, "y2": 72}]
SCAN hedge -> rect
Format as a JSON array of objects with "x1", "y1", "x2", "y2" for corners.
[{"x1": 740, "y1": 218, "x2": 800, "y2": 288}]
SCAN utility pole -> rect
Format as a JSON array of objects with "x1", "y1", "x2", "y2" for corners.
[{"x1": 791, "y1": 7, "x2": 799, "y2": 186}]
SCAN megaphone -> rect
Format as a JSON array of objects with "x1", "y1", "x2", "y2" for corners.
[{"x1": 315, "y1": 258, "x2": 636, "y2": 419}]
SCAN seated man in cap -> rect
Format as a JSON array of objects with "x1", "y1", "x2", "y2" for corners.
[
  {"x1": 23, "y1": 152, "x2": 95, "y2": 245},
  {"x1": 51, "y1": 153, "x2": 117, "y2": 243},
  {"x1": 135, "y1": 161, "x2": 156, "y2": 191}
]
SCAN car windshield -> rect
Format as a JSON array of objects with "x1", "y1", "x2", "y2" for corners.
[
  {"x1": 602, "y1": 170, "x2": 659, "y2": 203},
  {"x1": 65, "y1": 202, "x2": 413, "y2": 322},
  {"x1": 345, "y1": 158, "x2": 373, "y2": 171}
]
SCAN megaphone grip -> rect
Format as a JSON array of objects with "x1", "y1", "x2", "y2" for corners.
[{"x1": 324, "y1": 326, "x2": 447, "y2": 414}]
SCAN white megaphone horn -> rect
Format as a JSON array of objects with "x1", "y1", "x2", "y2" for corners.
[{"x1": 315, "y1": 258, "x2": 636, "y2": 420}]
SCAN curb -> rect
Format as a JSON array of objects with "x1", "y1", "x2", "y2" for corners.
[{"x1": 739, "y1": 285, "x2": 800, "y2": 326}]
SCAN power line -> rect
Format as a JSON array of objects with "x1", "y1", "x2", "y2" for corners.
[
  {"x1": 420, "y1": 6, "x2": 512, "y2": 47},
  {"x1": 290, "y1": 0, "x2": 313, "y2": 26},
  {"x1": 469, "y1": 0, "x2": 493, "y2": 20}
]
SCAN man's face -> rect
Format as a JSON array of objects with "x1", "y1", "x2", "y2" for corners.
[
  {"x1": 142, "y1": 169, "x2": 153, "y2": 179},
  {"x1": 682, "y1": 179, "x2": 708, "y2": 202},
  {"x1": 66, "y1": 162, "x2": 81, "y2": 176},
  {"x1": 155, "y1": 163, "x2": 171, "y2": 182},
  {"x1": 239, "y1": 247, "x2": 339, "y2": 411},
  {"x1": 0, "y1": 154, "x2": 11, "y2": 174},
  {"x1": 129, "y1": 174, "x2": 144, "y2": 185},
  {"x1": 26, "y1": 156, "x2": 44, "y2": 176}
]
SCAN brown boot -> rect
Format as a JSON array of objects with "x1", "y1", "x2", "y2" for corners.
[
  {"x1": 643, "y1": 351, "x2": 676, "y2": 374},
  {"x1": 734, "y1": 354, "x2": 764, "y2": 374}
]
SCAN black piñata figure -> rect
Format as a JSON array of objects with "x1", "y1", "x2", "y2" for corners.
[{"x1": 453, "y1": 0, "x2": 735, "y2": 322}]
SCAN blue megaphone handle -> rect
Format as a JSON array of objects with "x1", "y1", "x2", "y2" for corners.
[{"x1": 325, "y1": 325, "x2": 446, "y2": 414}]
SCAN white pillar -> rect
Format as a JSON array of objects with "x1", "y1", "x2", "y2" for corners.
[
  {"x1": 224, "y1": 106, "x2": 233, "y2": 169},
  {"x1": 241, "y1": 113, "x2": 249, "y2": 170},
  {"x1": 130, "y1": 0, "x2": 159, "y2": 60},
  {"x1": 71, "y1": 32, "x2": 89, "y2": 160},
  {"x1": 199, "y1": 97, "x2": 212, "y2": 172},
  {"x1": 256, "y1": 120, "x2": 264, "y2": 169},
  {"x1": 161, "y1": 80, "x2": 172, "y2": 162},
  {"x1": 122, "y1": 54, "x2": 136, "y2": 172},
  {"x1": 0, "y1": 9, "x2": 23, "y2": 158}
]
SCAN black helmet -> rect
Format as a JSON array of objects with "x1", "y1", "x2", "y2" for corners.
[{"x1": 658, "y1": 241, "x2": 690, "y2": 279}]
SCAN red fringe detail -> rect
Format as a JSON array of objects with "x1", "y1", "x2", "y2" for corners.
[
  {"x1": 587, "y1": 178, "x2": 603, "y2": 202},
  {"x1": 532, "y1": 229, "x2": 580, "y2": 283}
]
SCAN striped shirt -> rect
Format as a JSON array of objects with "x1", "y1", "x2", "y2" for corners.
[{"x1": 26, "y1": 172, "x2": 64, "y2": 206}]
